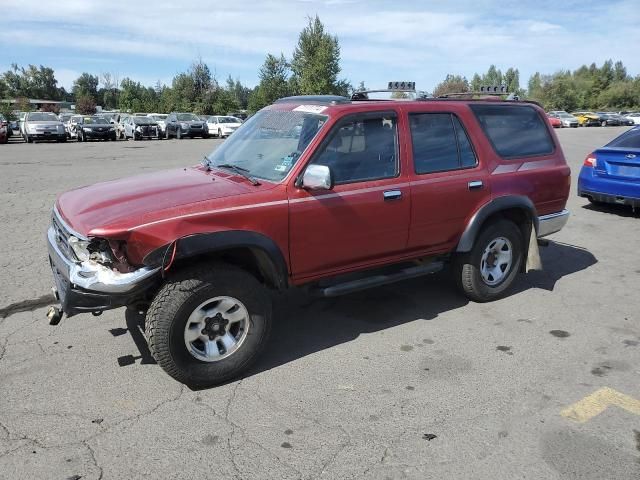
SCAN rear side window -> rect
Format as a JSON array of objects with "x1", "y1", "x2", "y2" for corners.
[
  {"x1": 606, "y1": 128, "x2": 640, "y2": 148},
  {"x1": 470, "y1": 104, "x2": 554, "y2": 159},
  {"x1": 409, "y1": 113, "x2": 478, "y2": 174}
]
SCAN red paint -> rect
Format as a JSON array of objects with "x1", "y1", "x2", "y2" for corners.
[{"x1": 56, "y1": 99, "x2": 570, "y2": 283}]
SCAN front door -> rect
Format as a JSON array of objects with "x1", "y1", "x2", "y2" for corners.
[{"x1": 289, "y1": 111, "x2": 411, "y2": 280}]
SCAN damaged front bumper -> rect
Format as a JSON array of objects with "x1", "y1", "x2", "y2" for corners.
[{"x1": 47, "y1": 217, "x2": 160, "y2": 318}]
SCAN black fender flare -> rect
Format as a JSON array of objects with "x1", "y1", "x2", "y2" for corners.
[
  {"x1": 455, "y1": 196, "x2": 539, "y2": 252},
  {"x1": 143, "y1": 230, "x2": 289, "y2": 290}
]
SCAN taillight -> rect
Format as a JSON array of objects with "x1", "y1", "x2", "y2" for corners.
[{"x1": 583, "y1": 154, "x2": 597, "y2": 167}]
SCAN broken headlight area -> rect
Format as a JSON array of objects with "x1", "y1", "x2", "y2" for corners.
[{"x1": 68, "y1": 236, "x2": 113, "y2": 265}]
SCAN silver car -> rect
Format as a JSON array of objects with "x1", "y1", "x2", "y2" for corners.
[
  {"x1": 147, "y1": 114, "x2": 168, "y2": 135},
  {"x1": 22, "y1": 112, "x2": 67, "y2": 143}
]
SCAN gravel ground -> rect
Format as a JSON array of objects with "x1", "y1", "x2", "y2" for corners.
[{"x1": 0, "y1": 127, "x2": 639, "y2": 480}]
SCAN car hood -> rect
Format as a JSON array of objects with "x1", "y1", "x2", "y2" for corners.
[{"x1": 56, "y1": 166, "x2": 258, "y2": 237}]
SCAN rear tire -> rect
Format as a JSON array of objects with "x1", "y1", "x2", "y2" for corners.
[
  {"x1": 453, "y1": 219, "x2": 523, "y2": 303},
  {"x1": 146, "y1": 263, "x2": 272, "y2": 387}
]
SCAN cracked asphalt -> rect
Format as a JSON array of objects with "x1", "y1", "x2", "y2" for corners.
[{"x1": 1, "y1": 128, "x2": 639, "y2": 479}]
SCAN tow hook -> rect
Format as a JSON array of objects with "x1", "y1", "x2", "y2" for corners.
[{"x1": 46, "y1": 305, "x2": 63, "y2": 326}]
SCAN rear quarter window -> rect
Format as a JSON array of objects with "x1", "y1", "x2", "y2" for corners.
[
  {"x1": 606, "y1": 128, "x2": 640, "y2": 148},
  {"x1": 470, "y1": 104, "x2": 554, "y2": 159}
]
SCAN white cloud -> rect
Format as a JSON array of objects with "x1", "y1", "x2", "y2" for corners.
[{"x1": 1, "y1": 0, "x2": 639, "y2": 91}]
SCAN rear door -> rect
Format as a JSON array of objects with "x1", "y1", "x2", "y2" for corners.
[{"x1": 405, "y1": 108, "x2": 491, "y2": 252}]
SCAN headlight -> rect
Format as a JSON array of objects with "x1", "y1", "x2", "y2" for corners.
[
  {"x1": 180, "y1": 122, "x2": 188, "y2": 128},
  {"x1": 68, "y1": 236, "x2": 91, "y2": 262},
  {"x1": 27, "y1": 125, "x2": 37, "y2": 133},
  {"x1": 83, "y1": 127, "x2": 93, "y2": 132},
  {"x1": 109, "y1": 127, "x2": 115, "y2": 131}
]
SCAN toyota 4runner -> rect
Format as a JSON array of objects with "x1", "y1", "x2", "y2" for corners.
[{"x1": 47, "y1": 87, "x2": 570, "y2": 387}]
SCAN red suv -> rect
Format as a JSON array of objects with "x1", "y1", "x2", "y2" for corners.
[{"x1": 47, "y1": 90, "x2": 570, "y2": 387}]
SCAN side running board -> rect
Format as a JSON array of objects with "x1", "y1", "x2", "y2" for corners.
[{"x1": 315, "y1": 261, "x2": 444, "y2": 298}]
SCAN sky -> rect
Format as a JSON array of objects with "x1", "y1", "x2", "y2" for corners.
[{"x1": 0, "y1": 0, "x2": 639, "y2": 93}]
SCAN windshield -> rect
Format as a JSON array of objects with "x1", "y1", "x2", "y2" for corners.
[
  {"x1": 28, "y1": 112, "x2": 59, "y2": 122},
  {"x1": 558, "y1": 113, "x2": 572, "y2": 118},
  {"x1": 151, "y1": 115, "x2": 167, "y2": 120},
  {"x1": 83, "y1": 117, "x2": 109, "y2": 125},
  {"x1": 133, "y1": 117, "x2": 154, "y2": 124},
  {"x1": 177, "y1": 113, "x2": 199, "y2": 121},
  {"x1": 205, "y1": 108, "x2": 327, "y2": 182},
  {"x1": 219, "y1": 116, "x2": 240, "y2": 123}
]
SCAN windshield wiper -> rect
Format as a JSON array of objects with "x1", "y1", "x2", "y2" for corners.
[{"x1": 214, "y1": 163, "x2": 261, "y2": 186}]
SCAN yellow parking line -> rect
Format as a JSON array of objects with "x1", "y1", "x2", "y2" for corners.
[{"x1": 561, "y1": 387, "x2": 640, "y2": 423}]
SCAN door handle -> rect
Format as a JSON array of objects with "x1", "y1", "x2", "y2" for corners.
[
  {"x1": 383, "y1": 190, "x2": 402, "y2": 201},
  {"x1": 468, "y1": 180, "x2": 483, "y2": 190}
]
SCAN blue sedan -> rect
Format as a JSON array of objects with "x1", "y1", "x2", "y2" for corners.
[{"x1": 578, "y1": 126, "x2": 640, "y2": 210}]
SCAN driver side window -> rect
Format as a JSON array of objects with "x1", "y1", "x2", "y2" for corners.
[{"x1": 311, "y1": 113, "x2": 398, "y2": 185}]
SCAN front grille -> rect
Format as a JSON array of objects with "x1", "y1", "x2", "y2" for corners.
[
  {"x1": 191, "y1": 124, "x2": 203, "y2": 129},
  {"x1": 52, "y1": 213, "x2": 75, "y2": 261}
]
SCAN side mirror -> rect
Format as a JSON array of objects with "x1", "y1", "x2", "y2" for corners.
[{"x1": 301, "y1": 164, "x2": 332, "y2": 190}]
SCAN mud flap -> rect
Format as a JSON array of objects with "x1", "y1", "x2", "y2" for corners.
[{"x1": 526, "y1": 226, "x2": 543, "y2": 272}]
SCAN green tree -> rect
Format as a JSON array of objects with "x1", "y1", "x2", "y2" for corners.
[
  {"x1": 76, "y1": 95, "x2": 97, "y2": 114},
  {"x1": 503, "y1": 68, "x2": 521, "y2": 94},
  {"x1": 470, "y1": 73, "x2": 482, "y2": 91},
  {"x1": 248, "y1": 53, "x2": 290, "y2": 111},
  {"x1": 1, "y1": 64, "x2": 61, "y2": 99},
  {"x1": 432, "y1": 74, "x2": 469, "y2": 97},
  {"x1": 72, "y1": 73, "x2": 99, "y2": 101},
  {"x1": 484, "y1": 65, "x2": 503, "y2": 86},
  {"x1": 290, "y1": 15, "x2": 345, "y2": 95}
]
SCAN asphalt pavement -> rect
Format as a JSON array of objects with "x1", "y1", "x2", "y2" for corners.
[{"x1": 0, "y1": 127, "x2": 639, "y2": 479}]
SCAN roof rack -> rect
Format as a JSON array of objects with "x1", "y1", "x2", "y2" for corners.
[
  {"x1": 274, "y1": 95, "x2": 350, "y2": 105},
  {"x1": 438, "y1": 91, "x2": 520, "y2": 100}
]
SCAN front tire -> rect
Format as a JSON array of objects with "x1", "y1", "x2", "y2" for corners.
[
  {"x1": 146, "y1": 264, "x2": 272, "y2": 387},
  {"x1": 453, "y1": 219, "x2": 523, "y2": 303}
]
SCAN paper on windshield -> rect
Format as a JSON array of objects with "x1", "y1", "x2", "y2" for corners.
[{"x1": 293, "y1": 105, "x2": 327, "y2": 114}]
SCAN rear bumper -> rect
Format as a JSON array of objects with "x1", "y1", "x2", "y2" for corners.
[
  {"x1": 537, "y1": 210, "x2": 569, "y2": 237},
  {"x1": 578, "y1": 167, "x2": 640, "y2": 201}
]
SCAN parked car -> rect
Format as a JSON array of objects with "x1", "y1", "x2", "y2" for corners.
[
  {"x1": 113, "y1": 114, "x2": 130, "y2": 139},
  {"x1": 578, "y1": 126, "x2": 640, "y2": 210},
  {"x1": 572, "y1": 111, "x2": 601, "y2": 127},
  {"x1": 227, "y1": 111, "x2": 247, "y2": 121},
  {"x1": 123, "y1": 116, "x2": 161, "y2": 140},
  {"x1": 624, "y1": 113, "x2": 640, "y2": 125},
  {"x1": 547, "y1": 114, "x2": 561, "y2": 128},
  {"x1": 46, "y1": 91, "x2": 570, "y2": 387},
  {"x1": 147, "y1": 114, "x2": 168, "y2": 135},
  {"x1": 74, "y1": 116, "x2": 117, "y2": 142},
  {"x1": 548, "y1": 111, "x2": 579, "y2": 128},
  {"x1": 605, "y1": 113, "x2": 635, "y2": 127},
  {"x1": 164, "y1": 112, "x2": 209, "y2": 139},
  {"x1": 67, "y1": 115, "x2": 83, "y2": 139},
  {"x1": 0, "y1": 113, "x2": 11, "y2": 138},
  {"x1": 206, "y1": 115, "x2": 243, "y2": 137},
  {"x1": 595, "y1": 112, "x2": 623, "y2": 127},
  {"x1": 22, "y1": 111, "x2": 67, "y2": 143}
]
